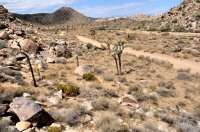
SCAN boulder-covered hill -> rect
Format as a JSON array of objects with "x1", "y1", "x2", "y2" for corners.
[
  {"x1": 14, "y1": 7, "x2": 92, "y2": 25},
  {"x1": 152, "y1": 0, "x2": 200, "y2": 31}
]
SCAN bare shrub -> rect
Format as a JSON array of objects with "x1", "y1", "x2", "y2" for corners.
[
  {"x1": 103, "y1": 75, "x2": 114, "y2": 81},
  {"x1": 143, "y1": 121, "x2": 159, "y2": 131},
  {"x1": 128, "y1": 84, "x2": 141, "y2": 94},
  {"x1": 157, "y1": 90, "x2": 175, "y2": 97},
  {"x1": 176, "y1": 72, "x2": 193, "y2": 81},
  {"x1": 92, "y1": 97, "x2": 110, "y2": 110},
  {"x1": 95, "y1": 112, "x2": 120, "y2": 132},
  {"x1": 102, "y1": 89, "x2": 118, "y2": 98},
  {"x1": 176, "y1": 112, "x2": 200, "y2": 132}
]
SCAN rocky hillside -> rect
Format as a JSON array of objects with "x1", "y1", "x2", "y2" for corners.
[
  {"x1": 152, "y1": 0, "x2": 200, "y2": 31},
  {"x1": 14, "y1": 7, "x2": 92, "y2": 25}
]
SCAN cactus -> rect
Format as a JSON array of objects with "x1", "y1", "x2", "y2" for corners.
[
  {"x1": 113, "y1": 41, "x2": 125, "y2": 75},
  {"x1": 17, "y1": 51, "x2": 37, "y2": 87}
]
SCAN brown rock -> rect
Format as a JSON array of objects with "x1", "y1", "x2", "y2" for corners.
[
  {"x1": 19, "y1": 39, "x2": 38, "y2": 54},
  {"x1": 0, "y1": 104, "x2": 9, "y2": 115},
  {"x1": 0, "y1": 31, "x2": 10, "y2": 40}
]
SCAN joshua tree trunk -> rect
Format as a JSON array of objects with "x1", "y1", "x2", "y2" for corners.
[
  {"x1": 76, "y1": 55, "x2": 79, "y2": 67},
  {"x1": 112, "y1": 54, "x2": 119, "y2": 75},
  {"x1": 18, "y1": 51, "x2": 37, "y2": 87},
  {"x1": 117, "y1": 53, "x2": 122, "y2": 75}
]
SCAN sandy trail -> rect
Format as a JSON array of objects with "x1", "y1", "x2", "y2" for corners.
[{"x1": 77, "y1": 36, "x2": 200, "y2": 73}]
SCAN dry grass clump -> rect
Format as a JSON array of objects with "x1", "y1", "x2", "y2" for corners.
[
  {"x1": 103, "y1": 75, "x2": 114, "y2": 81},
  {"x1": 92, "y1": 97, "x2": 110, "y2": 110},
  {"x1": 49, "y1": 104, "x2": 88, "y2": 126},
  {"x1": 176, "y1": 72, "x2": 193, "y2": 81},
  {"x1": 94, "y1": 112, "x2": 120, "y2": 132},
  {"x1": 157, "y1": 90, "x2": 175, "y2": 97}
]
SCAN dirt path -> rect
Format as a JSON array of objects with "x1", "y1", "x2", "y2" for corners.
[{"x1": 77, "y1": 36, "x2": 200, "y2": 73}]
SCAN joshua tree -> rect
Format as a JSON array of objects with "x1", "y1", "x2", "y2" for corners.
[
  {"x1": 112, "y1": 52, "x2": 119, "y2": 75},
  {"x1": 106, "y1": 42, "x2": 111, "y2": 54},
  {"x1": 75, "y1": 53, "x2": 79, "y2": 67},
  {"x1": 17, "y1": 51, "x2": 37, "y2": 87},
  {"x1": 112, "y1": 41, "x2": 125, "y2": 75},
  {"x1": 90, "y1": 28, "x2": 96, "y2": 39}
]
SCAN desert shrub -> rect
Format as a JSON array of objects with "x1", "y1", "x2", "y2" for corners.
[
  {"x1": 159, "y1": 114, "x2": 176, "y2": 125},
  {"x1": 86, "y1": 43, "x2": 93, "y2": 49},
  {"x1": 176, "y1": 72, "x2": 193, "y2": 81},
  {"x1": 0, "y1": 92, "x2": 12, "y2": 103},
  {"x1": 0, "y1": 75, "x2": 7, "y2": 82},
  {"x1": 132, "y1": 45, "x2": 142, "y2": 51},
  {"x1": 148, "y1": 27, "x2": 157, "y2": 31},
  {"x1": 157, "y1": 90, "x2": 175, "y2": 97},
  {"x1": 57, "y1": 83, "x2": 80, "y2": 96},
  {"x1": 158, "y1": 81, "x2": 174, "y2": 89},
  {"x1": 89, "y1": 82, "x2": 102, "y2": 89},
  {"x1": 92, "y1": 97, "x2": 110, "y2": 110},
  {"x1": 49, "y1": 104, "x2": 87, "y2": 126},
  {"x1": 118, "y1": 76, "x2": 127, "y2": 83},
  {"x1": 103, "y1": 75, "x2": 114, "y2": 81},
  {"x1": 174, "y1": 25, "x2": 186, "y2": 32},
  {"x1": 95, "y1": 112, "x2": 120, "y2": 132},
  {"x1": 102, "y1": 89, "x2": 118, "y2": 98},
  {"x1": 94, "y1": 67, "x2": 103, "y2": 74},
  {"x1": 160, "y1": 23, "x2": 171, "y2": 32},
  {"x1": 172, "y1": 18, "x2": 178, "y2": 23},
  {"x1": 0, "y1": 40, "x2": 7, "y2": 49},
  {"x1": 0, "y1": 119, "x2": 9, "y2": 132},
  {"x1": 125, "y1": 33, "x2": 137, "y2": 41},
  {"x1": 55, "y1": 57, "x2": 67, "y2": 64},
  {"x1": 128, "y1": 84, "x2": 141, "y2": 94},
  {"x1": 130, "y1": 125, "x2": 142, "y2": 132},
  {"x1": 48, "y1": 126, "x2": 61, "y2": 132},
  {"x1": 176, "y1": 112, "x2": 200, "y2": 132},
  {"x1": 143, "y1": 121, "x2": 159, "y2": 131},
  {"x1": 82, "y1": 73, "x2": 97, "y2": 81}
]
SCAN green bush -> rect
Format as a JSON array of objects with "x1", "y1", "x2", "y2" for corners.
[
  {"x1": 83, "y1": 73, "x2": 97, "y2": 81},
  {"x1": 57, "y1": 83, "x2": 80, "y2": 96},
  {"x1": 148, "y1": 27, "x2": 157, "y2": 31},
  {"x1": 48, "y1": 126, "x2": 61, "y2": 132},
  {"x1": 174, "y1": 25, "x2": 186, "y2": 32},
  {"x1": 86, "y1": 43, "x2": 93, "y2": 49},
  {"x1": 172, "y1": 18, "x2": 178, "y2": 23},
  {"x1": 160, "y1": 24, "x2": 171, "y2": 32}
]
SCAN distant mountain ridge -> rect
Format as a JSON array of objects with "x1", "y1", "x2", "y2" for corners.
[{"x1": 14, "y1": 7, "x2": 92, "y2": 25}]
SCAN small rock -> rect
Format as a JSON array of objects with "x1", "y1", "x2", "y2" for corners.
[
  {"x1": 82, "y1": 101, "x2": 93, "y2": 112},
  {"x1": 121, "y1": 94, "x2": 139, "y2": 109},
  {"x1": 23, "y1": 93, "x2": 31, "y2": 98},
  {"x1": 146, "y1": 111, "x2": 154, "y2": 117},
  {"x1": 74, "y1": 64, "x2": 91, "y2": 76},
  {"x1": 170, "y1": 105, "x2": 179, "y2": 112},
  {"x1": 0, "y1": 103, "x2": 9, "y2": 115},
  {"x1": 56, "y1": 90, "x2": 63, "y2": 100},
  {"x1": 139, "y1": 80, "x2": 148, "y2": 83},
  {"x1": 46, "y1": 57, "x2": 55, "y2": 63},
  {"x1": 16, "y1": 121, "x2": 31, "y2": 131},
  {"x1": 149, "y1": 92, "x2": 159, "y2": 100},
  {"x1": 50, "y1": 122, "x2": 62, "y2": 129},
  {"x1": 48, "y1": 97, "x2": 59, "y2": 105},
  {"x1": 135, "y1": 107, "x2": 144, "y2": 115},
  {"x1": 158, "y1": 125, "x2": 169, "y2": 132}
]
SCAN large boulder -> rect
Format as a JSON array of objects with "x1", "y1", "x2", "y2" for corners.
[
  {"x1": 10, "y1": 97, "x2": 54, "y2": 126},
  {"x1": 0, "y1": 104, "x2": 9, "y2": 115},
  {"x1": 54, "y1": 45, "x2": 72, "y2": 58},
  {"x1": 19, "y1": 39, "x2": 38, "y2": 54},
  {"x1": 0, "y1": 31, "x2": 10, "y2": 40},
  {"x1": 74, "y1": 64, "x2": 91, "y2": 76}
]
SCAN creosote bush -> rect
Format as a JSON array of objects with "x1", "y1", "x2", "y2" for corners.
[
  {"x1": 82, "y1": 73, "x2": 97, "y2": 81},
  {"x1": 57, "y1": 83, "x2": 80, "y2": 96},
  {"x1": 48, "y1": 126, "x2": 61, "y2": 132}
]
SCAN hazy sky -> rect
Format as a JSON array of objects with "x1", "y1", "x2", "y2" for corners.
[{"x1": 1, "y1": 0, "x2": 183, "y2": 17}]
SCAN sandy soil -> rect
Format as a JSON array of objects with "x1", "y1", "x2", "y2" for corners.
[{"x1": 77, "y1": 35, "x2": 200, "y2": 73}]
